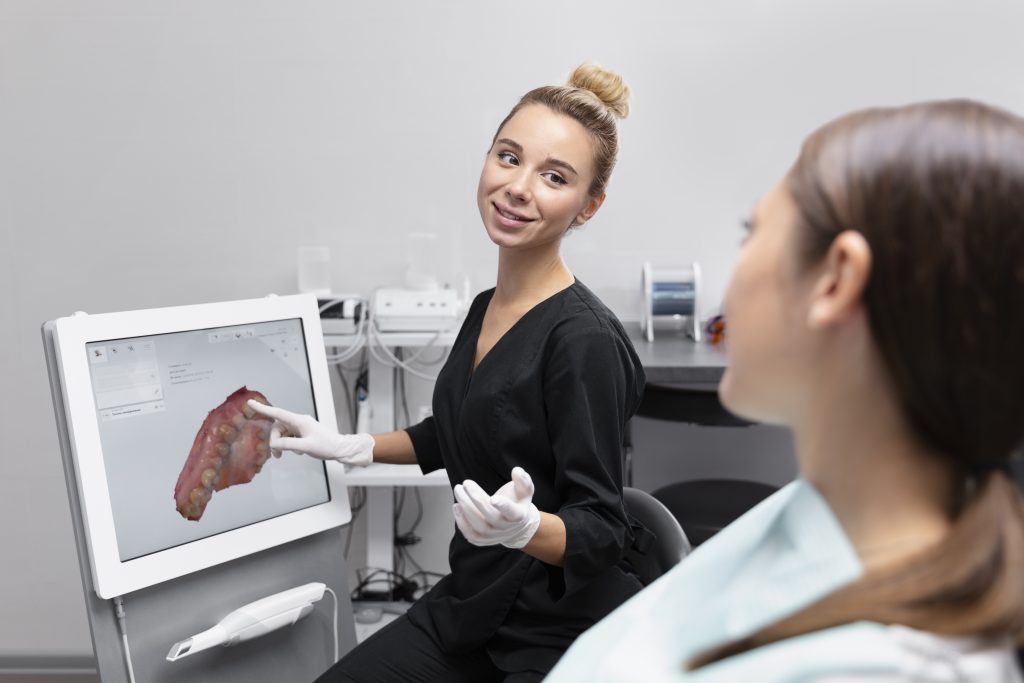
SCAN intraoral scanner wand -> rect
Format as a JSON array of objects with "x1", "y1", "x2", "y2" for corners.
[{"x1": 166, "y1": 582, "x2": 326, "y2": 662}]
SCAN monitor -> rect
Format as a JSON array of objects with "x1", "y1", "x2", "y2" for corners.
[{"x1": 45, "y1": 294, "x2": 351, "y2": 598}]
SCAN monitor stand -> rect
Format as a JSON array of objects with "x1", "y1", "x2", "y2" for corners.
[{"x1": 43, "y1": 323, "x2": 357, "y2": 683}]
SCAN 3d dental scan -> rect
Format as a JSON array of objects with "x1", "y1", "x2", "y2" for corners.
[{"x1": 174, "y1": 387, "x2": 275, "y2": 521}]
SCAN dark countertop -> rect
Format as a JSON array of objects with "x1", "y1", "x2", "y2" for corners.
[{"x1": 623, "y1": 323, "x2": 727, "y2": 386}]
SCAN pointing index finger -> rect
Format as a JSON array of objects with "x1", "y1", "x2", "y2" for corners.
[{"x1": 247, "y1": 400, "x2": 299, "y2": 428}]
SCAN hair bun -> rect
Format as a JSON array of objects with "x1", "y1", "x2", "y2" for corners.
[{"x1": 568, "y1": 63, "x2": 630, "y2": 119}]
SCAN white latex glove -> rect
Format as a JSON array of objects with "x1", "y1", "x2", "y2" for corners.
[
  {"x1": 452, "y1": 467, "x2": 541, "y2": 549},
  {"x1": 247, "y1": 400, "x2": 374, "y2": 467}
]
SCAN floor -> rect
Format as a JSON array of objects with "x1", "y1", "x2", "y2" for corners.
[
  {"x1": 0, "y1": 675, "x2": 98, "y2": 683},
  {"x1": 351, "y1": 600, "x2": 408, "y2": 643},
  {"x1": 0, "y1": 605, "x2": 402, "y2": 681}
]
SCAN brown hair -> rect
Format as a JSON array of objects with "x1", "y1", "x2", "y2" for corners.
[
  {"x1": 692, "y1": 100, "x2": 1024, "y2": 668},
  {"x1": 491, "y1": 64, "x2": 630, "y2": 197}
]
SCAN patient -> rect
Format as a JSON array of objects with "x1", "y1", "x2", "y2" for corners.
[{"x1": 545, "y1": 100, "x2": 1024, "y2": 681}]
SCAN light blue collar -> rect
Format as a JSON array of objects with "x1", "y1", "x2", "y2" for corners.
[
  {"x1": 642, "y1": 479, "x2": 863, "y2": 659},
  {"x1": 546, "y1": 480, "x2": 885, "y2": 683}
]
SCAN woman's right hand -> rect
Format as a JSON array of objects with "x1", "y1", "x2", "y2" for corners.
[{"x1": 247, "y1": 400, "x2": 374, "y2": 467}]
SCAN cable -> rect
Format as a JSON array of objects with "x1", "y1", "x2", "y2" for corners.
[
  {"x1": 401, "y1": 332, "x2": 449, "y2": 364},
  {"x1": 406, "y1": 343, "x2": 449, "y2": 367},
  {"x1": 392, "y1": 353, "x2": 401, "y2": 429},
  {"x1": 323, "y1": 587, "x2": 340, "y2": 664},
  {"x1": 331, "y1": 297, "x2": 450, "y2": 372},
  {"x1": 404, "y1": 563, "x2": 447, "y2": 594},
  {"x1": 394, "y1": 487, "x2": 407, "y2": 525},
  {"x1": 112, "y1": 596, "x2": 137, "y2": 683},
  {"x1": 318, "y1": 298, "x2": 348, "y2": 314},
  {"x1": 324, "y1": 308, "x2": 368, "y2": 365},
  {"x1": 408, "y1": 488, "x2": 424, "y2": 534},
  {"x1": 353, "y1": 349, "x2": 368, "y2": 428},
  {"x1": 394, "y1": 487, "x2": 426, "y2": 582},
  {"x1": 392, "y1": 486, "x2": 407, "y2": 577},
  {"x1": 322, "y1": 297, "x2": 369, "y2": 365},
  {"x1": 349, "y1": 568, "x2": 419, "y2": 602},
  {"x1": 334, "y1": 360, "x2": 354, "y2": 432},
  {"x1": 365, "y1": 315, "x2": 449, "y2": 381},
  {"x1": 397, "y1": 354, "x2": 411, "y2": 428},
  {"x1": 331, "y1": 349, "x2": 368, "y2": 433},
  {"x1": 342, "y1": 486, "x2": 365, "y2": 558},
  {"x1": 325, "y1": 293, "x2": 454, "y2": 376},
  {"x1": 397, "y1": 543, "x2": 425, "y2": 576}
]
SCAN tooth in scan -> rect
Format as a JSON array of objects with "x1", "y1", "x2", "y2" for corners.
[{"x1": 173, "y1": 387, "x2": 274, "y2": 521}]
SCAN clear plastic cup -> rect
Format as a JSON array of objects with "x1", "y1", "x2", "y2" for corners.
[{"x1": 297, "y1": 246, "x2": 331, "y2": 295}]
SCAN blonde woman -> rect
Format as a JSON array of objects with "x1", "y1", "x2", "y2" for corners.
[
  {"x1": 546, "y1": 100, "x2": 1024, "y2": 682},
  {"x1": 252, "y1": 64, "x2": 646, "y2": 682}
]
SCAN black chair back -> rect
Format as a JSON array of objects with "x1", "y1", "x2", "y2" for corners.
[
  {"x1": 622, "y1": 486, "x2": 691, "y2": 585},
  {"x1": 652, "y1": 479, "x2": 777, "y2": 547}
]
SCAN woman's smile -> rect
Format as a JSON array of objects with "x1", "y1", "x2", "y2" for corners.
[{"x1": 492, "y1": 202, "x2": 537, "y2": 229}]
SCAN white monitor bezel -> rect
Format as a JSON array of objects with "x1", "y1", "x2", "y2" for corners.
[{"x1": 51, "y1": 294, "x2": 350, "y2": 599}]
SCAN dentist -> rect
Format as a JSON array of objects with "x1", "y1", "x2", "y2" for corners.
[{"x1": 252, "y1": 63, "x2": 646, "y2": 683}]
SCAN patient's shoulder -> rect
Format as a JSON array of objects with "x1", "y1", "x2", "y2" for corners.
[{"x1": 802, "y1": 624, "x2": 1022, "y2": 683}]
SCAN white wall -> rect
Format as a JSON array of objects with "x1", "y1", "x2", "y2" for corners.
[{"x1": 3, "y1": 0, "x2": 1024, "y2": 658}]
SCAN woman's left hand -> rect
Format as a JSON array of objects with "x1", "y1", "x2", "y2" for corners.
[{"x1": 453, "y1": 467, "x2": 541, "y2": 549}]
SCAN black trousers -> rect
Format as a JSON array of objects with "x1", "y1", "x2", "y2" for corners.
[{"x1": 315, "y1": 614, "x2": 545, "y2": 683}]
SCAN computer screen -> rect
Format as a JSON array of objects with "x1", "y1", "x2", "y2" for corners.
[
  {"x1": 86, "y1": 319, "x2": 330, "y2": 561},
  {"x1": 46, "y1": 294, "x2": 350, "y2": 598}
]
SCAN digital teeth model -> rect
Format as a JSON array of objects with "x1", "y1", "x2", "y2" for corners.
[
  {"x1": 166, "y1": 582, "x2": 327, "y2": 662},
  {"x1": 173, "y1": 387, "x2": 274, "y2": 521}
]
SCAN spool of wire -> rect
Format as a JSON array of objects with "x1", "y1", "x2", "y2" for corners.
[{"x1": 641, "y1": 262, "x2": 702, "y2": 342}]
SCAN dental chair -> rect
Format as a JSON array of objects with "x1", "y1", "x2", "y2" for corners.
[
  {"x1": 622, "y1": 487, "x2": 691, "y2": 585},
  {"x1": 651, "y1": 478, "x2": 777, "y2": 547},
  {"x1": 630, "y1": 382, "x2": 779, "y2": 549}
]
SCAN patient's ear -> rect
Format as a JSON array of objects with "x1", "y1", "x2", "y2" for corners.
[{"x1": 806, "y1": 230, "x2": 872, "y2": 330}]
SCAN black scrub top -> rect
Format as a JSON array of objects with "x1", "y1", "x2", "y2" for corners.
[{"x1": 404, "y1": 280, "x2": 647, "y2": 675}]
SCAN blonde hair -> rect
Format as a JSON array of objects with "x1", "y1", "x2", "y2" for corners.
[{"x1": 491, "y1": 64, "x2": 630, "y2": 197}]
